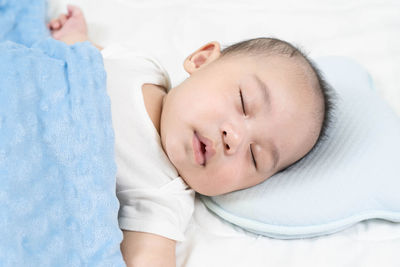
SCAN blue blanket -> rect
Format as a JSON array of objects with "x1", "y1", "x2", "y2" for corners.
[
  {"x1": 0, "y1": 1, "x2": 124, "y2": 266},
  {"x1": 0, "y1": 0, "x2": 48, "y2": 46}
]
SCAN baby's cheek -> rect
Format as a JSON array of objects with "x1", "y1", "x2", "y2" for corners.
[{"x1": 210, "y1": 164, "x2": 244, "y2": 193}]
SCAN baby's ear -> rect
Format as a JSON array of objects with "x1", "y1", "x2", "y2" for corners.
[{"x1": 184, "y1": 41, "x2": 221, "y2": 74}]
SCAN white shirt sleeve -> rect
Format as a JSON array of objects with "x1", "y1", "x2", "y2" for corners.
[
  {"x1": 101, "y1": 44, "x2": 171, "y2": 91},
  {"x1": 117, "y1": 178, "x2": 195, "y2": 241},
  {"x1": 102, "y1": 43, "x2": 195, "y2": 241}
]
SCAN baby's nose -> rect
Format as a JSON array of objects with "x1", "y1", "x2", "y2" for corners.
[{"x1": 221, "y1": 123, "x2": 242, "y2": 155}]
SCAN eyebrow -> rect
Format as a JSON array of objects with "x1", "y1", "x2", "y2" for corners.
[{"x1": 252, "y1": 74, "x2": 280, "y2": 170}]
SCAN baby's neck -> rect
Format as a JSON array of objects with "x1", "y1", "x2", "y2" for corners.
[{"x1": 141, "y1": 83, "x2": 167, "y2": 135}]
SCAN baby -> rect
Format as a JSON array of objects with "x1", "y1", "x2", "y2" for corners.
[{"x1": 49, "y1": 5, "x2": 333, "y2": 267}]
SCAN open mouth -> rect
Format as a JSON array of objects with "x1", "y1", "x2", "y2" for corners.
[
  {"x1": 193, "y1": 131, "x2": 206, "y2": 166},
  {"x1": 200, "y1": 141, "x2": 206, "y2": 154},
  {"x1": 193, "y1": 131, "x2": 216, "y2": 167}
]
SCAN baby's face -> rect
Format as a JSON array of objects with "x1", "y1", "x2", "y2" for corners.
[{"x1": 160, "y1": 45, "x2": 322, "y2": 196}]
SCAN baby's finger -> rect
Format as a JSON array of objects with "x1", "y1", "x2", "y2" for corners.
[
  {"x1": 59, "y1": 14, "x2": 67, "y2": 26},
  {"x1": 47, "y1": 18, "x2": 56, "y2": 29},
  {"x1": 67, "y1": 4, "x2": 82, "y2": 17},
  {"x1": 48, "y1": 18, "x2": 60, "y2": 30},
  {"x1": 52, "y1": 20, "x2": 61, "y2": 30}
]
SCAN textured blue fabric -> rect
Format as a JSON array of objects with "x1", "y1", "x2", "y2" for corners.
[
  {"x1": 0, "y1": 38, "x2": 124, "y2": 266},
  {"x1": 201, "y1": 57, "x2": 400, "y2": 239},
  {"x1": 0, "y1": 1, "x2": 124, "y2": 266},
  {"x1": 0, "y1": 39, "x2": 125, "y2": 266},
  {"x1": 0, "y1": 0, "x2": 49, "y2": 46}
]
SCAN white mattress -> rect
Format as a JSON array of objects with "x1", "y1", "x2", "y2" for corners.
[{"x1": 47, "y1": 0, "x2": 400, "y2": 266}]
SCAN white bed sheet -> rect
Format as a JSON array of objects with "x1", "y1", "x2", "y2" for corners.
[{"x1": 47, "y1": 0, "x2": 400, "y2": 266}]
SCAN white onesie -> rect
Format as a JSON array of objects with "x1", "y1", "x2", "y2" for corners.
[{"x1": 101, "y1": 44, "x2": 195, "y2": 241}]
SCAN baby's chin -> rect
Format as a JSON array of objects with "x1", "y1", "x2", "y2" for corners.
[
  {"x1": 181, "y1": 174, "x2": 228, "y2": 197},
  {"x1": 173, "y1": 168, "x2": 208, "y2": 195}
]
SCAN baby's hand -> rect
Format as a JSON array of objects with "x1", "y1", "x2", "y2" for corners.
[{"x1": 48, "y1": 5, "x2": 88, "y2": 45}]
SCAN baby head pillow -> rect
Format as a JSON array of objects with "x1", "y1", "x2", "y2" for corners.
[{"x1": 201, "y1": 56, "x2": 400, "y2": 239}]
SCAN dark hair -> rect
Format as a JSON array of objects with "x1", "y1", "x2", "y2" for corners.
[{"x1": 220, "y1": 37, "x2": 336, "y2": 172}]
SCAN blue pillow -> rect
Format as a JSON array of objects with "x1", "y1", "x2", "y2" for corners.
[{"x1": 201, "y1": 56, "x2": 400, "y2": 239}]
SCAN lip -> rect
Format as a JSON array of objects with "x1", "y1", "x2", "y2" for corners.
[{"x1": 192, "y1": 131, "x2": 216, "y2": 166}]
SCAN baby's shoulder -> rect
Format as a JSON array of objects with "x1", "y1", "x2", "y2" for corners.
[{"x1": 102, "y1": 43, "x2": 171, "y2": 90}]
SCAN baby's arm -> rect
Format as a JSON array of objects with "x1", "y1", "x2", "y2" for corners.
[
  {"x1": 48, "y1": 5, "x2": 103, "y2": 50},
  {"x1": 121, "y1": 230, "x2": 176, "y2": 267}
]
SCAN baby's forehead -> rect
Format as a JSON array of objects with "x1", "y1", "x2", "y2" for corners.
[
  {"x1": 224, "y1": 52, "x2": 312, "y2": 73},
  {"x1": 217, "y1": 53, "x2": 319, "y2": 99}
]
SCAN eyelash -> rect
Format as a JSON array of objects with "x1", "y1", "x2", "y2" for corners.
[
  {"x1": 250, "y1": 145, "x2": 257, "y2": 169},
  {"x1": 239, "y1": 90, "x2": 257, "y2": 169},
  {"x1": 239, "y1": 90, "x2": 246, "y2": 115}
]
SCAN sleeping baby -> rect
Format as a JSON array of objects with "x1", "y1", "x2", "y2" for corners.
[{"x1": 49, "y1": 5, "x2": 334, "y2": 267}]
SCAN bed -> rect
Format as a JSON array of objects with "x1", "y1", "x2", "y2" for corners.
[{"x1": 47, "y1": 0, "x2": 400, "y2": 266}]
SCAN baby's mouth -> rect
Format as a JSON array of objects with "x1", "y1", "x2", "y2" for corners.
[
  {"x1": 200, "y1": 141, "x2": 206, "y2": 155},
  {"x1": 193, "y1": 131, "x2": 216, "y2": 166},
  {"x1": 193, "y1": 132, "x2": 206, "y2": 166}
]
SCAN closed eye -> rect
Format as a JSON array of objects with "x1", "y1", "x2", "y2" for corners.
[
  {"x1": 250, "y1": 144, "x2": 257, "y2": 169},
  {"x1": 239, "y1": 90, "x2": 246, "y2": 115}
]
